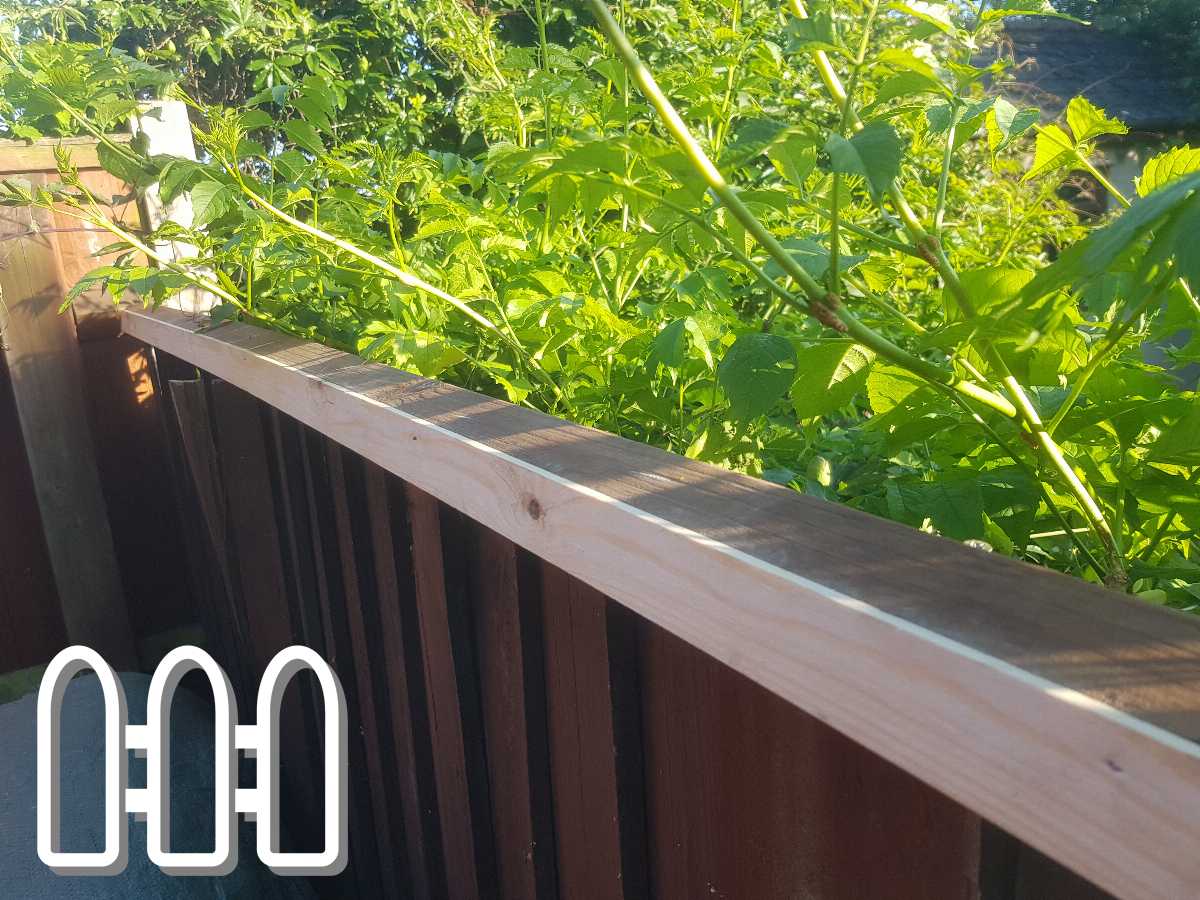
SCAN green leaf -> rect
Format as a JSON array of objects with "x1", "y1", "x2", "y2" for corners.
[
  {"x1": 393, "y1": 331, "x2": 467, "y2": 377},
  {"x1": 763, "y1": 238, "x2": 865, "y2": 282},
  {"x1": 60, "y1": 265, "x2": 123, "y2": 312},
  {"x1": 717, "y1": 333, "x2": 797, "y2": 422},
  {"x1": 981, "y1": 0, "x2": 1081, "y2": 22},
  {"x1": 1023, "y1": 124, "x2": 1076, "y2": 181},
  {"x1": 877, "y1": 49, "x2": 940, "y2": 83},
  {"x1": 721, "y1": 118, "x2": 791, "y2": 166},
  {"x1": 791, "y1": 342, "x2": 875, "y2": 420},
  {"x1": 889, "y1": 2, "x2": 956, "y2": 34},
  {"x1": 873, "y1": 71, "x2": 947, "y2": 105},
  {"x1": 238, "y1": 109, "x2": 274, "y2": 130},
  {"x1": 986, "y1": 98, "x2": 1039, "y2": 155},
  {"x1": 1136, "y1": 145, "x2": 1200, "y2": 197},
  {"x1": 158, "y1": 159, "x2": 203, "y2": 204},
  {"x1": 647, "y1": 319, "x2": 688, "y2": 373},
  {"x1": 1148, "y1": 402, "x2": 1200, "y2": 464},
  {"x1": 787, "y1": 9, "x2": 842, "y2": 55},
  {"x1": 11, "y1": 123, "x2": 42, "y2": 141},
  {"x1": 97, "y1": 141, "x2": 156, "y2": 189},
  {"x1": 825, "y1": 123, "x2": 904, "y2": 197},
  {"x1": 545, "y1": 175, "x2": 577, "y2": 236},
  {"x1": 889, "y1": 470, "x2": 985, "y2": 540},
  {"x1": 188, "y1": 180, "x2": 231, "y2": 228},
  {"x1": 283, "y1": 119, "x2": 325, "y2": 155},
  {"x1": 766, "y1": 135, "x2": 817, "y2": 188},
  {"x1": 944, "y1": 267, "x2": 1034, "y2": 319},
  {"x1": 867, "y1": 363, "x2": 927, "y2": 414},
  {"x1": 683, "y1": 318, "x2": 715, "y2": 370},
  {"x1": 1065, "y1": 96, "x2": 1128, "y2": 144}
]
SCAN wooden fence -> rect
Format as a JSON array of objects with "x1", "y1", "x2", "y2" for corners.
[
  {"x1": 120, "y1": 305, "x2": 1200, "y2": 900},
  {"x1": 0, "y1": 137, "x2": 193, "y2": 671}
]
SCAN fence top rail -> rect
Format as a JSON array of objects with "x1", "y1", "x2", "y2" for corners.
[
  {"x1": 125, "y1": 306, "x2": 1200, "y2": 899},
  {"x1": 0, "y1": 134, "x2": 133, "y2": 176}
]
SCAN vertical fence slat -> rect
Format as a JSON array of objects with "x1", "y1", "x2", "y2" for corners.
[
  {"x1": 165, "y1": 375, "x2": 252, "y2": 696},
  {"x1": 309, "y1": 437, "x2": 386, "y2": 899},
  {"x1": 325, "y1": 444, "x2": 405, "y2": 899},
  {"x1": 206, "y1": 381, "x2": 333, "y2": 861},
  {"x1": 539, "y1": 564, "x2": 648, "y2": 900},
  {"x1": 638, "y1": 621, "x2": 982, "y2": 899},
  {"x1": 0, "y1": 192, "x2": 134, "y2": 666},
  {"x1": 262, "y1": 409, "x2": 336, "y2": 858},
  {"x1": 205, "y1": 380, "x2": 294, "y2": 671},
  {"x1": 406, "y1": 483, "x2": 497, "y2": 900},
  {"x1": 366, "y1": 465, "x2": 444, "y2": 900},
  {"x1": 0, "y1": 346, "x2": 64, "y2": 671},
  {"x1": 467, "y1": 527, "x2": 558, "y2": 900}
]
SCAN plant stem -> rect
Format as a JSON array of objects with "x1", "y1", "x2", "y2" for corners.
[
  {"x1": 787, "y1": 0, "x2": 1125, "y2": 584},
  {"x1": 947, "y1": 391, "x2": 1105, "y2": 579},
  {"x1": 584, "y1": 0, "x2": 1017, "y2": 419},
  {"x1": 1077, "y1": 153, "x2": 1131, "y2": 209},
  {"x1": 52, "y1": 200, "x2": 242, "y2": 307},
  {"x1": 1046, "y1": 277, "x2": 1171, "y2": 435},
  {"x1": 935, "y1": 115, "x2": 957, "y2": 232},
  {"x1": 221, "y1": 162, "x2": 565, "y2": 402},
  {"x1": 1138, "y1": 470, "x2": 1199, "y2": 564}
]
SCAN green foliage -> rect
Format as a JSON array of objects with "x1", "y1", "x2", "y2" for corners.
[
  {"x1": 6, "y1": 0, "x2": 1198, "y2": 606},
  {"x1": 0, "y1": 0, "x2": 445, "y2": 146}
]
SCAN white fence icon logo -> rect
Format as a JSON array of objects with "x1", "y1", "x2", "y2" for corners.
[{"x1": 37, "y1": 645, "x2": 348, "y2": 877}]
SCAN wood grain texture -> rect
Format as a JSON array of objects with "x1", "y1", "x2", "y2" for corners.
[
  {"x1": 0, "y1": 190, "x2": 134, "y2": 665},
  {"x1": 299, "y1": 436, "x2": 386, "y2": 899},
  {"x1": 365, "y1": 464, "x2": 444, "y2": 900},
  {"x1": 540, "y1": 565, "x2": 648, "y2": 900},
  {"x1": 406, "y1": 484, "x2": 497, "y2": 900},
  {"x1": 0, "y1": 347, "x2": 64, "y2": 672},
  {"x1": 0, "y1": 135, "x2": 131, "y2": 175},
  {"x1": 123, "y1": 307, "x2": 1200, "y2": 900},
  {"x1": 324, "y1": 445, "x2": 405, "y2": 898},
  {"x1": 80, "y1": 336, "x2": 193, "y2": 643},
  {"x1": 165, "y1": 373, "x2": 252, "y2": 695},
  {"x1": 467, "y1": 525, "x2": 557, "y2": 900},
  {"x1": 639, "y1": 620, "x2": 980, "y2": 899}
]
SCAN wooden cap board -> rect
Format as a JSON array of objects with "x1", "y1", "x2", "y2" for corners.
[{"x1": 123, "y1": 306, "x2": 1200, "y2": 900}]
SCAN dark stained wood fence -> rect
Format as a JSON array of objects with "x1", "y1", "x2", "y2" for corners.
[
  {"x1": 0, "y1": 138, "x2": 194, "y2": 672},
  {"x1": 125, "y1": 309, "x2": 1200, "y2": 900},
  {"x1": 156, "y1": 365, "x2": 994, "y2": 900}
]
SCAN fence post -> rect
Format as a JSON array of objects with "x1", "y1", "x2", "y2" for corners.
[{"x1": 130, "y1": 99, "x2": 215, "y2": 316}]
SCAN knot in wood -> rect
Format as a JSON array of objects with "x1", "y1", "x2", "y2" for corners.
[{"x1": 525, "y1": 496, "x2": 543, "y2": 521}]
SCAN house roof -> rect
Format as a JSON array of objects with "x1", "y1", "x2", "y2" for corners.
[{"x1": 987, "y1": 20, "x2": 1200, "y2": 134}]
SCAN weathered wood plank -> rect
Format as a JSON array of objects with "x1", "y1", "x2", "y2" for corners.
[
  {"x1": 0, "y1": 347, "x2": 64, "y2": 672},
  {"x1": 205, "y1": 381, "x2": 294, "y2": 672},
  {"x1": 639, "y1": 620, "x2": 980, "y2": 899},
  {"x1": 80, "y1": 336, "x2": 193, "y2": 643},
  {"x1": 298, "y1": 435, "x2": 385, "y2": 899},
  {"x1": 364, "y1": 464, "x2": 443, "y2": 900},
  {"x1": 406, "y1": 483, "x2": 497, "y2": 900},
  {"x1": 540, "y1": 565, "x2": 647, "y2": 900},
  {"x1": 49, "y1": 169, "x2": 142, "y2": 342},
  {"x1": 467, "y1": 525, "x2": 557, "y2": 900},
  {"x1": 324, "y1": 445, "x2": 404, "y2": 899},
  {"x1": 122, "y1": 307, "x2": 1200, "y2": 900},
  {"x1": 164, "y1": 373, "x2": 251, "y2": 694},
  {"x1": 1, "y1": 189, "x2": 134, "y2": 666},
  {"x1": 0, "y1": 135, "x2": 130, "y2": 175}
]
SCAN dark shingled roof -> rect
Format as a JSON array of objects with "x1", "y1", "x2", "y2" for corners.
[{"x1": 987, "y1": 20, "x2": 1200, "y2": 133}]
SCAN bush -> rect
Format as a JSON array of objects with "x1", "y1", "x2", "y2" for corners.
[{"x1": 2, "y1": 0, "x2": 1197, "y2": 602}]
